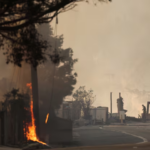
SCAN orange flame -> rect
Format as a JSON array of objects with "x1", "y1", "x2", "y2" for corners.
[
  {"x1": 25, "y1": 83, "x2": 46, "y2": 145},
  {"x1": 45, "y1": 113, "x2": 49, "y2": 124}
]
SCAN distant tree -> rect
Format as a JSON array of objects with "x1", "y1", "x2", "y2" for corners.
[
  {"x1": 73, "y1": 86, "x2": 96, "y2": 120},
  {"x1": 0, "y1": 0, "x2": 111, "y2": 67}
]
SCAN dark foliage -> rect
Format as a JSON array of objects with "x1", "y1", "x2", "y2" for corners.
[
  {"x1": 4, "y1": 88, "x2": 31, "y2": 144},
  {"x1": 4, "y1": 88, "x2": 31, "y2": 122},
  {"x1": 2, "y1": 25, "x2": 48, "y2": 67},
  {"x1": 0, "y1": 0, "x2": 111, "y2": 67}
]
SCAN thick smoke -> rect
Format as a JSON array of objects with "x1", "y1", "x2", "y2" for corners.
[{"x1": 37, "y1": 24, "x2": 77, "y2": 133}]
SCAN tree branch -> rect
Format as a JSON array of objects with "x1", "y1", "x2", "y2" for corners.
[{"x1": 0, "y1": 0, "x2": 82, "y2": 31}]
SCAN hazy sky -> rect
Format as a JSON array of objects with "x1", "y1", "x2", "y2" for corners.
[
  {"x1": 50, "y1": 0, "x2": 150, "y2": 117},
  {"x1": 0, "y1": 0, "x2": 150, "y2": 117}
]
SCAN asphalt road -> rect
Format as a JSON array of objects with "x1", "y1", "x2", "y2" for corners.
[
  {"x1": 104, "y1": 125, "x2": 150, "y2": 142},
  {"x1": 72, "y1": 125, "x2": 148, "y2": 147}
]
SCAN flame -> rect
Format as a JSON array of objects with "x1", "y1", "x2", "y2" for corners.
[
  {"x1": 25, "y1": 83, "x2": 46, "y2": 145},
  {"x1": 45, "y1": 113, "x2": 49, "y2": 124}
]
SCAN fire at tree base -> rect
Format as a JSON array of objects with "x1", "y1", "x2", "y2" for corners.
[{"x1": 0, "y1": 82, "x2": 73, "y2": 147}]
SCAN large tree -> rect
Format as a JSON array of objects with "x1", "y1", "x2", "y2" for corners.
[
  {"x1": 31, "y1": 23, "x2": 78, "y2": 141},
  {"x1": 37, "y1": 23, "x2": 77, "y2": 117},
  {"x1": 15, "y1": 23, "x2": 77, "y2": 127},
  {"x1": 73, "y1": 86, "x2": 96, "y2": 120},
  {"x1": 0, "y1": 0, "x2": 111, "y2": 67}
]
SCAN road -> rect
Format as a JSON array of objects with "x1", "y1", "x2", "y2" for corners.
[
  {"x1": 72, "y1": 124, "x2": 150, "y2": 147},
  {"x1": 104, "y1": 125, "x2": 150, "y2": 142}
]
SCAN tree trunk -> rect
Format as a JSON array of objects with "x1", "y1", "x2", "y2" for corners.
[
  {"x1": 15, "y1": 116, "x2": 18, "y2": 145},
  {"x1": 31, "y1": 65, "x2": 40, "y2": 138}
]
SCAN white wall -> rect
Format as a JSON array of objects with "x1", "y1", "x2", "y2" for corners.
[
  {"x1": 90, "y1": 107, "x2": 108, "y2": 123},
  {"x1": 96, "y1": 108, "x2": 107, "y2": 122}
]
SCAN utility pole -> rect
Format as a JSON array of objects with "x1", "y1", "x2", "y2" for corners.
[
  {"x1": 147, "y1": 102, "x2": 150, "y2": 115},
  {"x1": 110, "y1": 92, "x2": 112, "y2": 118},
  {"x1": 31, "y1": 65, "x2": 40, "y2": 139}
]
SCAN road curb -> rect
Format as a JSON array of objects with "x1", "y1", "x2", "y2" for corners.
[
  {"x1": 121, "y1": 131, "x2": 148, "y2": 144},
  {"x1": 51, "y1": 142, "x2": 150, "y2": 150}
]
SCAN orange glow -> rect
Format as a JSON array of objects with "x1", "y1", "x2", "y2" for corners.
[
  {"x1": 26, "y1": 83, "x2": 32, "y2": 90},
  {"x1": 25, "y1": 83, "x2": 46, "y2": 145},
  {"x1": 45, "y1": 113, "x2": 49, "y2": 124}
]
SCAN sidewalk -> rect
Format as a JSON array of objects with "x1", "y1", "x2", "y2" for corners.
[
  {"x1": 0, "y1": 146, "x2": 21, "y2": 150},
  {"x1": 127, "y1": 122, "x2": 150, "y2": 126},
  {"x1": 52, "y1": 142, "x2": 150, "y2": 150}
]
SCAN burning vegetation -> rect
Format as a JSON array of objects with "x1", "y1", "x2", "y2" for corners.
[
  {"x1": 45, "y1": 113, "x2": 49, "y2": 124},
  {"x1": 24, "y1": 83, "x2": 46, "y2": 145}
]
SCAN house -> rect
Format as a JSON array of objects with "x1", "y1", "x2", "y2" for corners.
[{"x1": 90, "y1": 106, "x2": 108, "y2": 124}]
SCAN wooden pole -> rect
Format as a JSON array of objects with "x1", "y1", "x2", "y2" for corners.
[
  {"x1": 31, "y1": 65, "x2": 40, "y2": 139},
  {"x1": 110, "y1": 92, "x2": 112, "y2": 118},
  {"x1": 4, "y1": 111, "x2": 7, "y2": 145}
]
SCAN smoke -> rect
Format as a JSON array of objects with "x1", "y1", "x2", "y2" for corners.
[
  {"x1": 0, "y1": 50, "x2": 15, "y2": 100},
  {"x1": 125, "y1": 88, "x2": 150, "y2": 116},
  {"x1": 49, "y1": 0, "x2": 150, "y2": 117}
]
